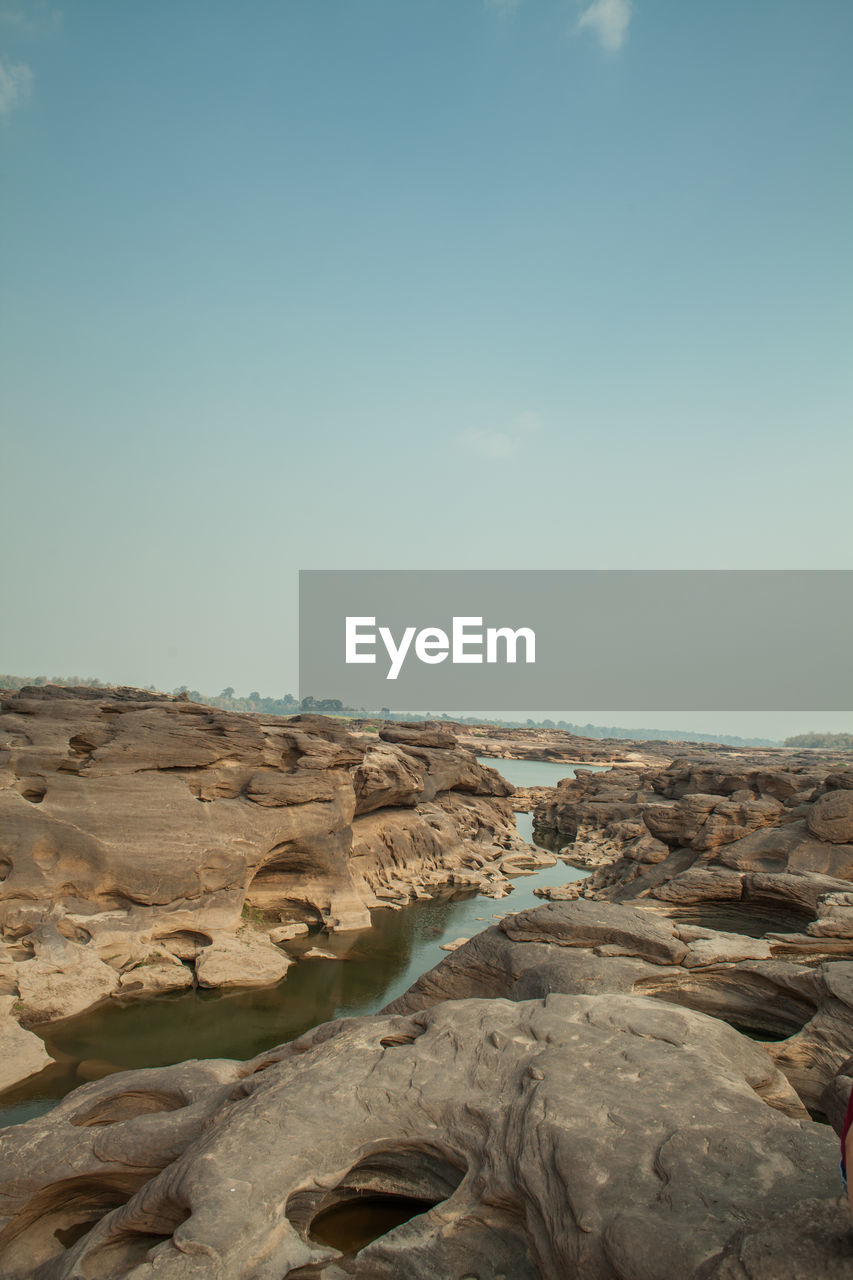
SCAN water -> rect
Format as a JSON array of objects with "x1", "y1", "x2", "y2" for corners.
[
  {"x1": 477, "y1": 757, "x2": 608, "y2": 788},
  {"x1": 0, "y1": 758, "x2": 592, "y2": 1128}
]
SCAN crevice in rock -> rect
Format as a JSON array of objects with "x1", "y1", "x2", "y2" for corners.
[
  {"x1": 633, "y1": 970, "x2": 817, "y2": 1041},
  {"x1": 69, "y1": 1088, "x2": 188, "y2": 1127},
  {"x1": 77, "y1": 1203, "x2": 192, "y2": 1279},
  {"x1": 0, "y1": 1171, "x2": 155, "y2": 1275},
  {"x1": 153, "y1": 929, "x2": 213, "y2": 959},
  {"x1": 659, "y1": 901, "x2": 814, "y2": 939}
]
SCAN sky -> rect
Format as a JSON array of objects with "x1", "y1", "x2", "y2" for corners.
[{"x1": 2, "y1": 1, "x2": 851, "y2": 738}]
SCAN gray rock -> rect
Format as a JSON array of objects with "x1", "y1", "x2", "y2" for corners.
[{"x1": 0, "y1": 994, "x2": 839, "y2": 1280}]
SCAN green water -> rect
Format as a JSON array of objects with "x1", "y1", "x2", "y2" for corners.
[{"x1": 0, "y1": 759, "x2": 594, "y2": 1128}]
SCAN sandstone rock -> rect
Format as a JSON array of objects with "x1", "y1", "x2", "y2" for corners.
[
  {"x1": 502, "y1": 900, "x2": 690, "y2": 965},
  {"x1": 303, "y1": 947, "x2": 337, "y2": 960},
  {"x1": 439, "y1": 937, "x2": 469, "y2": 951},
  {"x1": 825, "y1": 769, "x2": 853, "y2": 791},
  {"x1": 698, "y1": 1198, "x2": 853, "y2": 1279},
  {"x1": 0, "y1": 994, "x2": 838, "y2": 1280},
  {"x1": 820, "y1": 1055, "x2": 853, "y2": 1134},
  {"x1": 116, "y1": 950, "x2": 194, "y2": 996},
  {"x1": 352, "y1": 744, "x2": 425, "y2": 813},
  {"x1": 679, "y1": 930, "x2": 773, "y2": 968},
  {"x1": 14, "y1": 925, "x2": 120, "y2": 1025},
  {"x1": 268, "y1": 923, "x2": 310, "y2": 944},
  {"x1": 0, "y1": 995, "x2": 53, "y2": 1091},
  {"x1": 194, "y1": 933, "x2": 291, "y2": 989},
  {"x1": 379, "y1": 722, "x2": 458, "y2": 749},
  {"x1": 533, "y1": 882, "x2": 584, "y2": 901},
  {"x1": 499, "y1": 846, "x2": 556, "y2": 873},
  {"x1": 808, "y1": 789, "x2": 853, "y2": 843},
  {"x1": 0, "y1": 687, "x2": 524, "y2": 1049},
  {"x1": 387, "y1": 899, "x2": 852, "y2": 1114}
]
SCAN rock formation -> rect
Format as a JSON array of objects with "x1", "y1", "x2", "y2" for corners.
[
  {"x1": 0, "y1": 993, "x2": 847, "y2": 1280},
  {"x1": 0, "y1": 687, "x2": 542, "y2": 1086},
  {"x1": 2, "y1": 715, "x2": 852, "y2": 1277},
  {"x1": 387, "y1": 753, "x2": 853, "y2": 1115}
]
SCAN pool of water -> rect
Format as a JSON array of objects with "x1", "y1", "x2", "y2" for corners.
[
  {"x1": 476, "y1": 757, "x2": 608, "y2": 788},
  {"x1": 0, "y1": 758, "x2": 590, "y2": 1128}
]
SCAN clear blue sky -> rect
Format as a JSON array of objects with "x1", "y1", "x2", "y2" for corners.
[{"x1": 2, "y1": 1, "x2": 851, "y2": 736}]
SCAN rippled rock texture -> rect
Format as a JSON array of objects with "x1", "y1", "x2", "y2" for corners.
[
  {"x1": 0, "y1": 993, "x2": 847, "y2": 1280},
  {"x1": 0, "y1": 687, "x2": 537, "y2": 1070},
  {"x1": 426, "y1": 755, "x2": 853, "y2": 1121}
]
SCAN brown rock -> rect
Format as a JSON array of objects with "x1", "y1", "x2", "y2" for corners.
[
  {"x1": 15, "y1": 925, "x2": 120, "y2": 1025},
  {"x1": 194, "y1": 934, "x2": 291, "y2": 989},
  {"x1": 379, "y1": 722, "x2": 458, "y2": 749},
  {"x1": 0, "y1": 687, "x2": 524, "y2": 1041},
  {"x1": 808, "y1": 789, "x2": 853, "y2": 844},
  {"x1": 0, "y1": 996, "x2": 53, "y2": 1090}
]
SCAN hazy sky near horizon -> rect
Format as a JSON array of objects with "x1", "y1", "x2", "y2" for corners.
[{"x1": 2, "y1": 1, "x2": 851, "y2": 736}]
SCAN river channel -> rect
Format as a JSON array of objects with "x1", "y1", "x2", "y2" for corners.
[{"x1": 0, "y1": 757, "x2": 603, "y2": 1128}]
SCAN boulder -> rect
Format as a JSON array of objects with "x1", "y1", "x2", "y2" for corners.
[
  {"x1": 386, "y1": 900, "x2": 853, "y2": 1115},
  {"x1": 116, "y1": 950, "x2": 195, "y2": 996},
  {"x1": 808, "y1": 790, "x2": 853, "y2": 844},
  {"x1": 268, "y1": 923, "x2": 309, "y2": 944},
  {"x1": 14, "y1": 925, "x2": 120, "y2": 1025},
  {"x1": 379, "y1": 723, "x2": 458, "y2": 749},
  {"x1": 194, "y1": 934, "x2": 291, "y2": 989},
  {"x1": 0, "y1": 995, "x2": 839, "y2": 1280},
  {"x1": 0, "y1": 996, "x2": 53, "y2": 1091}
]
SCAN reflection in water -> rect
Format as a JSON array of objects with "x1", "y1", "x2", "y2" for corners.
[{"x1": 0, "y1": 759, "x2": 591, "y2": 1128}]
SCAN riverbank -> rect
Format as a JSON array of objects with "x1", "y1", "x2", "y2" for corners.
[
  {"x1": 0, "y1": 746, "x2": 584, "y2": 1127},
  {"x1": 1, "y1": 688, "x2": 559, "y2": 1095}
]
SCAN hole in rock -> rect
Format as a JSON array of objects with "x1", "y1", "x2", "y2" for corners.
[
  {"x1": 309, "y1": 1193, "x2": 439, "y2": 1254},
  {"x1": 379, "y1": 1032, "x2": 420, "y2": 1048},
  {"x1": 153, "y1": 929, "x2": 213, "y2": 959},
  {"x1": 728, "y1": 1024, "x2": 792, "y2": 1044},
  {"x1": 0, "y1": 858, "x2": 10, "y2": 881},
  {"x1": 244, "y1": 855, "x2": 326, "y2": 924},
  {"x1": 70, "y1": 1088, "x2": 187, "y2": 1127},
  {"x1": 14, "y1": 777, "x2": 46, "y2": 803},
  {"x1": 288, "y1": 1142, "x2": 466, "y2": 1260}
]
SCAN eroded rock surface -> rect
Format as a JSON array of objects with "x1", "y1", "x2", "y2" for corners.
[
  {"x1": 389, "y1": 895, "x2": 853, "y2": 1114},
  {"x1": 0, "y1": 997, "x2": 53, "y2": 1092},
  {"x1": 0, "y1": 688, "x2": 535, "y2": 1079},
  {"x1": 0, "y1": 994, "x2": 845, "y2": 1280}
]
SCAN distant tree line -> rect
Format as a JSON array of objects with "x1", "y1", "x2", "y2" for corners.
[
  {"x1": 3, "y1": 676, "x2": 813, "y2": 748},
  {"x1": 784, "y1": 731, "x2": 853, "y2": 749},
  {"x1": 0, "y1": 674, "x2": 108, "y2": 690}
]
